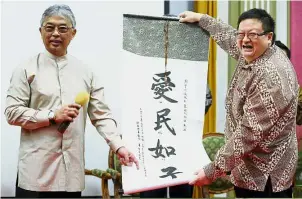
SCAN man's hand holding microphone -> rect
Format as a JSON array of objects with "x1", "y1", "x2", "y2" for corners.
[
  {"x1": 50, "y1": 91, "x2": 140, "y2": 169},
  {"x1": 48, "y1": 92, "x2": 89, "y2": 133},
  {"x1": 54, "y1": 104, "x2": 81, "y2": 124}
]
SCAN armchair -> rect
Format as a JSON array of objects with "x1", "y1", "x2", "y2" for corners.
[{"x1": 199, "y1": 132, "x2": 234, "y2": 198}]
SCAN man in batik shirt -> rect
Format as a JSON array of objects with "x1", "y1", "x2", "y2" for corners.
[{"x1": 179, "y1": 8, "x2": 299, "y2": 198}]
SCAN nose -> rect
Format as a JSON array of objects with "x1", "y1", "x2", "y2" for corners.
[
  {"x1": 242, "y1": 34, "x2": 250, "y2": 42},
  {"x1": 52, "y1": 27, "x2": 60, "y2": 36}
]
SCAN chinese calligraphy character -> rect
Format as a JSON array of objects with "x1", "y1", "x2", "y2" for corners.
[
  {"x1": 151, "y1": 71, "x2": 178, "y2": 103},
  {"x1": 159, "y1": 167, "x2": 183, "y2": 179},
  {"x1": 154, "y1": 108, "x2": 175, "y2": 135},
  {"x1": 148, "y1": 139, "x2": 176, "y2": 158}
]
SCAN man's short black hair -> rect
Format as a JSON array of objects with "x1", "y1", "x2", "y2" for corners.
[
  {"x1": 275, "y1": 40, "x2": 291, "y2": 59},
  {"x1": 237, "y1": 8, "x2": 276, "y2": 44}
]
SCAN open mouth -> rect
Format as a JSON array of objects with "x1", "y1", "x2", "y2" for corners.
[
  {"x1": 243, "y1": 44, "x2": 253, "y2": 49},
  {"x1": 242, "y1": 44, "x2": 253, "y2": 52}
]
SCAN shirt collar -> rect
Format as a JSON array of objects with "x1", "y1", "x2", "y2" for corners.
[{"x1": 44, "y1": 50, "x2": 68, "y2": 62}]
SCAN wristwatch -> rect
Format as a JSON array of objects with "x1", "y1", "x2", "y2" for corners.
[{"x1": 48, "y1": 110, "x2": 56, "y2": 125}]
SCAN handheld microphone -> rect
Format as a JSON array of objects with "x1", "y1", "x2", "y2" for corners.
[{"x1": 58, "y1": 92, "x2": 89, "y2": 133}]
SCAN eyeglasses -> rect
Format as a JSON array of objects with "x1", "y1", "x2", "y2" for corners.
[
  {"x1": 42, "y1": 25, "x2": 72, "y2": 34},
  {"x1": 235, "y1": 31, "x2": 270, "y2": 40}
]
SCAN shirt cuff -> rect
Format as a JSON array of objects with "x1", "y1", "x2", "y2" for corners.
[
  {"x1": 35, "y1": 110, "x2": 50, "y2": 126},
  {"x1": 109, "y1": 137, "x2": 126, "y2": 153},
  {"x1": 203, "y1": 162, "x2": 216, "y2": 181}
]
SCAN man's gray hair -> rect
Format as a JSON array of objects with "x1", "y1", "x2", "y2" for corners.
[{"x1": 40, "y1": 4, "x2": 76, "y2": 28}]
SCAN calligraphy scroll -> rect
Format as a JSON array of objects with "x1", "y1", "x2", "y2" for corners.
[{"x1": 120, "y1": 14, "x2": 211, "y2": 194}]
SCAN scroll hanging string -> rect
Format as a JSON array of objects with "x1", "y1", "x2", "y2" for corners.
[{"x1": 164, "y1": 21, "x2": 169, "y2": 85}]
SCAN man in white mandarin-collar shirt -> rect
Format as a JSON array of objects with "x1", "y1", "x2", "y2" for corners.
[{"x1": 5, "y1": 4, "x2": 138, "y2": 198}]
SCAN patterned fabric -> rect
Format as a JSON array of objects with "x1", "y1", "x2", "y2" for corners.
[
  {"x1": 123, "y1": 14, "x2": 209, "y2": 61},
  {"x1": 203, "y1": 136, "x2": 233, "y2": 192},
  {"x1": 106, "y1": 168, "x2": 119, "y2": 180},
  {"x1": 293, "y1": 186, "x2": 302, "y2": 198},
  {"x1": 113, "y1": 153, "x2": 121, "y2": 173},
  {"x1": 294, "y1": 152, "x2": 302, "y2": 197},
  {"x1": 297, "y1": 87, "x2": 302, "y2": 125},
  {"x1": 91, "y1": 169, "x2": 107, "y2": 178},
  {"x1": 200, "y1": 15, "x2": 299, "y2": 192},
  {"x1": 108, "y1": 149, "x2": 122, "y2": 185},
  {"x1": 295, "y1": 152, "x2": 302, "y2": 185},
  {"x1": 203, "y1": 136, "x2": 225, "y2": 161}
]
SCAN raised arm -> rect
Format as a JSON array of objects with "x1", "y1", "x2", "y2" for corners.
[{"x1": 179, "y1": 11, "x2": 240, "y2": 60}]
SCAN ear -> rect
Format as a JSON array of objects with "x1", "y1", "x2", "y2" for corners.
[
  {"x1": 71, "y1": 29, "x2": 77, "y2": 40},
  {"x1": 267, "y1": 32, "x2": 274, "y2": 43},
  {"x1": 39, "y1": 27, "x2": 43, "y2": 39}
]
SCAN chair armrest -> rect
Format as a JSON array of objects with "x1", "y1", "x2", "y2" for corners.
[{"x1": 85, "y1": 168, "x2": 112, "y2": 179}]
